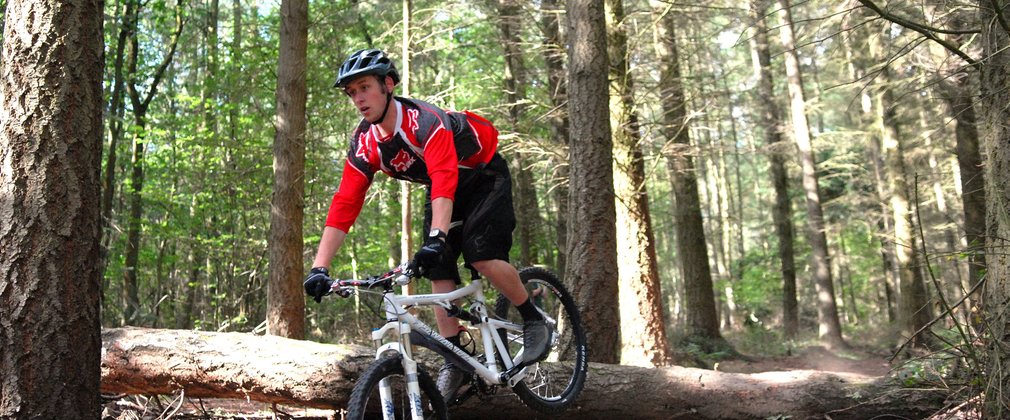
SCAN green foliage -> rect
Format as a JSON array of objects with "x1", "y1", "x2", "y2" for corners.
[{"x1": 892, "y1": 354, "x2": 959, "y2": 388}]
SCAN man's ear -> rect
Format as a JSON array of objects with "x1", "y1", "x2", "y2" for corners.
[{"x1": 384, "y1": 75, "x2": 396, "y2": 92}]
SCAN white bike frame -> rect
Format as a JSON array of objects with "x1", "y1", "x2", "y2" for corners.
[{"x1": 358, "y1": 277, "x2": 529, "y2": 420}]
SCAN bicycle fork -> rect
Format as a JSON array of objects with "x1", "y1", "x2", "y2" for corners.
[{"x1": 373, "y1": 320, "x2": 425, "y2": 420}]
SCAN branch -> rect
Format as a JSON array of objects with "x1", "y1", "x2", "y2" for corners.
[
  {"x1": 141, "y1": 2, "x2": 186, "y2": 110},
  {"x1": 855, "y1": 0, "x2": 979, "y2": 69},
  {"x1": 991, "y1": 0, "x2": 1010, "y2": 36}
]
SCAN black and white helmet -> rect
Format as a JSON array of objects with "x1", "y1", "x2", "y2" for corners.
[{"x1": 334, "y1": 48, "x2": 401, "y2": 88}]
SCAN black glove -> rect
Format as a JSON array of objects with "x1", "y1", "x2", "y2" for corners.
[
  {"x1": 303, "y1": 267, "x2": 334, "y2": 303},
  {"x1": 413, "y1": 238, "x2": 449, "y2": 275}
]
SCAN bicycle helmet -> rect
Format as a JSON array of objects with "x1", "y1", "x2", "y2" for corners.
[{"x1": 334, "y1": 48, "x2": 401, "y2": 88}]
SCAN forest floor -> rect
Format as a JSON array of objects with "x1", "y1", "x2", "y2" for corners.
[
  {"x1": 101, "y1": 340, "x2": 904, "y2": 419},
  {"x1": 715, "y1": 344, "x2": 893, "y2": 377}
]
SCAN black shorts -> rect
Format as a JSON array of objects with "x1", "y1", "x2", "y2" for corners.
[{"x1": 423, "y1": 153, "x2": 515, "y2": 283}]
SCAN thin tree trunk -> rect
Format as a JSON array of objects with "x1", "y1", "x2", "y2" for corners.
[
  {"x1": 607, "y1": 0, "x2": 670, "y2": 367},
  {"x1": 565, "y1": 0, "x2": 620, "y2": 364},
  {"x1": 267, "y1": 0, "x2": 308, "y2": 339},
  {"x1": 176, "y1": 194, "x2": 204, "y2": 330},
  {"x1": 924, "y1": 125, "x2": 966, "y2": 308},
  {"x1": 123, "y1": 1, "x2": 184, "y2": 325},
  {"x1": 974, "y1": 2, "x2": 1009, "y2": 415},
  {"x1": 399, "y1": 0, "x2": 415, "y2": 295},
  {"x1": 102, "y1": 0, "x2": 135, "y2": 277},
  {"x1": 496, "y1": 0, "x2": 541, "y2": 268},
  {"x1": 870, "y1": 28, "x2": 931, "y2": 348},
  {"x1": 652, "y1": 0, "x2": 724, "y2": 342},
  {"x1": 540, "y1": 0, "x2": 569, "y2": 277},
  {"x1": 749, "y1": 0, "x2": 798, "y2": 338},
  {"x1": 0, "y1": 0, "x2": 105, "y2": 415},
  {"x1": 123, "y1": 115, "x2": 146, "y2": 324},
  {"x1": 869, "y1": 148, "x2": 899, "y2": 323},
  {"x1": 714, "y1": 115, "x2": 737, "y2": 329},
  {"x1": 939, "y1": 74, "x2": 986, "y2": 314},
  {"x1": 724, "y1": 77, "x2": 747, "y2": 266},
  {"x1": 777, "y1": 0, "x2": 846, "y2": 349},
  {"x1": 844, "y1": 1, "x2": 899, "y2": 323}
]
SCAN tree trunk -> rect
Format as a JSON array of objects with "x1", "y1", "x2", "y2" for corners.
[
  {"x1": 101, "y1": 0, "x2": 135, "y2": 276},
  {"x1": 399, "y1": 0, "x2": 415, "y2": 295},
  {"x1": 749, "y1": 0, "x2": 799, "y2": 338},
  {"x1": 939, "y1": 74, "x2": 986, "y2": 312},
  {"x1": 496, "y1": 0, "x2": 541, "y2": 268},
  {"x1": 565, "y1": 0, "x2": 620, "y2": 364},
  {"x1": 777, "y1": 0, "x2": 846, "y2": 349},
  {"x1": 868, "y1": 130, "x2": 899, "y2": 324},
  {"x1": 976, "y1": 1, "x2": 1010, "y2": 415},
  {"x1": 267, "y1": 0, "x2": 308, "y2": 339},
  {"x1": 845, "y1": 2, "x2": 899, "y2": 323},
  {"x1": 870, "y1": 28, "x2": 931, "y2": 347},
  {"x1": 123, "y1": 115, "x2": 147, "y2": 324},
  {"x1": 0, "y1": 0, "x2": 105, "y2": 416},
  {"x1": 99, "y1": 328, "x2": 948, "y2": 419},
  {"x1": 540, "y1": 0, "x2": 569, "y2": 278},
  {"x1": 123, "y1": 0, "x2": 184, "y2": 325},
  {"x1": 652, "y1": 0, "x2": 723, "y2": 343},
  {"x1": 607, "y1": 0, "x2": 670, "y2": 367}
]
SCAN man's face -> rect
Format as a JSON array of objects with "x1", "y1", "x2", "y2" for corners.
[{"x1": 344, "y1": 75, "x2": 391, "y2": 122}]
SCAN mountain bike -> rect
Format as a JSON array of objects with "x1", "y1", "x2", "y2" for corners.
[{"x1": 321, "y1": 262, "x2": 588, "y2": 419}]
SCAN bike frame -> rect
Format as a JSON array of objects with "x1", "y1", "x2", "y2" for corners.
[{"x1": 349, "y1": 276, "x2": 530, "y2": 420}]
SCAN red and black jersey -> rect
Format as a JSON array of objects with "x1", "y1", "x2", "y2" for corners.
[{"x1": 326, "y1": 97, "x2": 499, "y2": 232}]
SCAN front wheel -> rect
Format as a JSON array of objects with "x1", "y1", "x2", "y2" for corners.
[
  {"x1": 494, "y1": 266, "x2": 588, "y2": 414},
  {"x1": 346, "y1": 355, "x2": 448, "y2": 420}
]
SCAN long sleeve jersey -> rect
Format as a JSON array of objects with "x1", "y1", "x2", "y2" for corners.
[{"x1": 325, "y1": 97, "x2": 499, "y2": 232}]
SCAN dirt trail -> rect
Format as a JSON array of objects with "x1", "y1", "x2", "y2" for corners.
[{"x1": 716, "y1": 345, "x2": 893, "y2": 377}]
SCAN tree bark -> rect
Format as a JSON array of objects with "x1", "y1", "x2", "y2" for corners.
[
  {"x1": 607, "y1": 0, "x2": 670, "y2": 367},
  {"x1": 0, "y1": 0, "x2": 105, "y2": 416},
  {"x1": 749, "y1": 0, "x2": 799, "y2": 339},
  {"x1": 652, "y1": 0, "x2": 723, "y2": 342},
  {"x1": 99, "y1": 328, "x2": 948, "y2": 419},
  {"x1": 565, "y1": 0, "x2": 620, "y2": 364},
  {"x1": 976, "y1": 1, "x2": 1010, "y2": 415},
  {"x1": 777, "y1": 0, "x2": 846, "y2": 349},
  {"x1": 268, "y1": 0, "x2": 308, "y2": 339}
]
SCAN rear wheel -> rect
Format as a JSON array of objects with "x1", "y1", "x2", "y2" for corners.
[
  {"x1": 493, "y1": 266, "x2": 588, "y2": 414},
  {"x1": 346, "y1": 355, "x2": 448, "y2": 420}
]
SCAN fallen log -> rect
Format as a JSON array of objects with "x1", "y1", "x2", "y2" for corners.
[
  {"x1": 101, "y1": 327, "x2": 947, "y2": 419},
  {"x1": 100, "y1": 327, "x2": 375, "y2": 408}
]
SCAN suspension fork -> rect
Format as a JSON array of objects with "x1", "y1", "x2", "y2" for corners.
[{"x1": 372, "y1": 316, "x2": 425, "y2": 419}]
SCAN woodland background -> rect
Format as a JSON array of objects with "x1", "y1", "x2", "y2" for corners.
[{"x1": 3, "y1": 0, "x2": 1010, "y2": 418}]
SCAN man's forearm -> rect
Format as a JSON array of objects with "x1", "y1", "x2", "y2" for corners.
[
  {"x1": 312, "y1": 226, "x2": 347, "y2": 269},
  {"x1": 430, "y1": 197, "x2": 452, "y2": 232}
]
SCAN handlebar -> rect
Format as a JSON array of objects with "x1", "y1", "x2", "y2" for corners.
[{"x1": 329, "y1": 262, "x2": 419, "y2": 296}]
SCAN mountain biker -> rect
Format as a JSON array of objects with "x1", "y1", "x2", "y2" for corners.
[{"x1": 303, "y1": 48, "x2": 551, "y2": 403}]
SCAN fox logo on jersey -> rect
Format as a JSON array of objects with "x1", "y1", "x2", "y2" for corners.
[
  {"x1": 390, "y1": 149, "x2": 416, "y2": 172},
  {"x1": 407, "y1": 108, "x2": 420, "y2": 135},
  {"x1": 355, "y1": 132, "x2": 370, "y2": 162}
]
